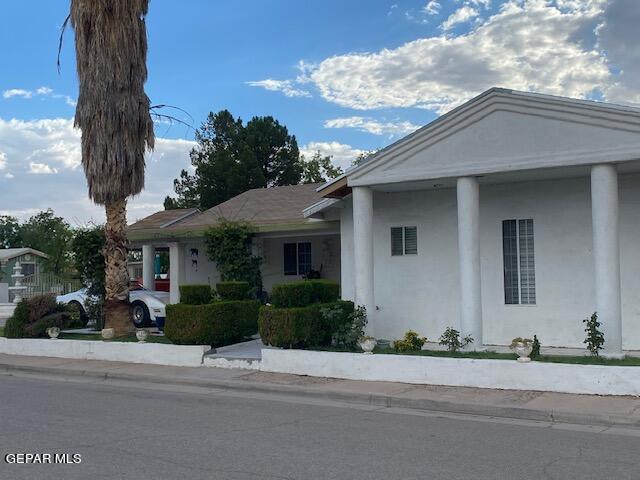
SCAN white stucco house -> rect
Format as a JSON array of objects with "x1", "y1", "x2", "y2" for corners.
[
  {"x1": 309, "y1": 88, "x2": 640, "y2": 357},
  {"x1": 132, "y1": 88, "x2": 640, "y2": 356}
]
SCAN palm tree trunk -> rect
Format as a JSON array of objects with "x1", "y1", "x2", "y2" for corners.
[{"x1": 104, "y1": 198, "x2": 132, "y2": 335}]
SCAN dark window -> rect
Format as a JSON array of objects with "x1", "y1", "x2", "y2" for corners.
[
  {"x1": 21, "y1": 263, "x2": 35, "y2": 276},
  {"x1": 391, "y1": 226, "x2": 418, "y2": 256},
  {"x1": 283, "y1": 242, "x2": 312, "y2": 275},
  {"x1": 283, "y1": 243, "x2": 297, "y2": 275},
  {"x1": 502, "y1": 219, "x2": 535, "y2": 305}
]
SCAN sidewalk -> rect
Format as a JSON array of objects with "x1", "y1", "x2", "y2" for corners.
[{"x1": 1, "y1": 353, "x2": 639, "y2": 429}]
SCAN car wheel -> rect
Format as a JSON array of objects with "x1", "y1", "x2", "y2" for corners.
[
  {"x1": 130, "y1": 301, "x2": 151, "y2": 328},
  {"x1": 69, "y1": 301, "x2": 89, "y2": 327}
]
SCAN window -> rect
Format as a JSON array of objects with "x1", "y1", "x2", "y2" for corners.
[
  {"x1": 283, "y1": 242, "x2": 312, "y2": 275},
  {"x1": 21, "y1": 263, "x2": 35, "y2": 276},
  {"x1": 502, "y1": 219, "x2": 536, "y2": 305},
  {"x1": 391, "y1": 226, "x2": 418, "y2": 256}
]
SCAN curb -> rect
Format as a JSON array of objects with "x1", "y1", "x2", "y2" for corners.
[{"x1": 1, "y1": 362, "x2": 639, "y2": 430}]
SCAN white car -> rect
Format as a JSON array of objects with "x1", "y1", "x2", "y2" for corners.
[{"x1": 57, "y1": 282, "x2": 168, "y2": 329}]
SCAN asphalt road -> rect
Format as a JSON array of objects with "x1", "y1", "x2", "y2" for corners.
[{"x1": 1, "y1": 374, "x2": 639, "y2": 480}]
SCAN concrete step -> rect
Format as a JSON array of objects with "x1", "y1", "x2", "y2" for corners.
[{"x1": 0, "y1": 303, "x2": 16, "y2": 319}]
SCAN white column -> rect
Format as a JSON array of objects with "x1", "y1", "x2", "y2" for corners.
[
  {"x1": 168, "y1": 243, "x2": 184, "y2": 304},
  {"x1": 457, "y1": 177, "x2": 483, "y2": 349},
  {"x1": 142, "y1": 245, "x2": 155, "y2": 291},
  {"x1": 591, "y1": 164, "x2": 623, "y2": 357},
  {"x1": 352, "y1": 186, "x2": 374, "y2": 312}
]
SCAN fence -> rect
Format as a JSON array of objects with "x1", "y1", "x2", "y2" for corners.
[{"x1": 8, "y1": 272, "x2": 83, "y2": 302}]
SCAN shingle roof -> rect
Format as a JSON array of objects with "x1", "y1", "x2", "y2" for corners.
[
  {"x1": 0, "y1": 248, "x2": 48, "y2": 261},
  {"x1": 129, "y1": 208, "x2": 199, "y2": 231},
  {"x1": 176, "y1": 183, "x2": 324, "y2": 229}
]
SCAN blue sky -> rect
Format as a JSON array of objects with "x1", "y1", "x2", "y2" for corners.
[{"x1": 0, "y1": 0, "x2": 638, "y2": 223}]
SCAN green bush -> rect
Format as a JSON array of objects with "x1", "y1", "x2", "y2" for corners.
[
  {"x1": 216, "y1": 281, "x2": 251, "y2": 301},
  {"x1": 4, "y1": 294, "x2": 77, "y2": 338},
  {"x1": 259, "y1": 300, "x2": 354, "y2": 348},
  {"x1": 165, "y1": 300, "x2": 260, "y2": 347},
  {"x1": 270, "y1": 280, "x2": 340, "y2": 308},
  {"x1": 393, "y1": 330, "x2": 427, "y2": 353},
  {"x1": 179, "y1": 284, "x2": 212, "y2": 305}
]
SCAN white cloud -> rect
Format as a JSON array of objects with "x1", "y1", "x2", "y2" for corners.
[
  {"x1": 3, "y1": 89, "x2": 33, "y2": 99},
  {"x1": 303, "y1": 0, "x2": 616, "y2": 113},
  {"x1": 441, "y1": 5, "x2": 479, "y2": 30},
  {"x1": 424, "y1": 1, "x2": 441, "y2": 15},
  {"x1": 0, "y1": 116, "x2": 195, "y2": 223},
  {"x1": 0, "y1": 152, "x2": 6, "y2": 170},
  {"x1": 300, "y1": 141, "x2": 365, "y2": 171},
  {"x1": 324, "y1": 116, "x2": 419, "y2": 136},
  {"x1": 36, "y1": 86, "x2": 53, "y2": 95},
  {"x1": 29, "y1": 162, "x2": 58, "y2": 175},
  {"x1": 246, "y1": 79, "x2": 311, "y2": 98}
]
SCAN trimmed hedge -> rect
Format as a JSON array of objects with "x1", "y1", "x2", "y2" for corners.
[
  {"x1": 270, "y1": 280, "x2": 340, "y2": 308},
  {"x1": 216, "y1": 281, "x2": 251, "y2": 301},
  {"x1": 259, "y1": 300, "x2": 354, "y2": 348},
  {"x1": 165, "y1": 300, "x2": 260, "y2": 347},
  {"x1": 179, "y1": 284, "x2": 212, "y2": 305}
]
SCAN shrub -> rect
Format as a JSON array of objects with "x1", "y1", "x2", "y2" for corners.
[
  {"x1": 531, "y1": 335, "x2": 541, "y2": 359},
  {"x1": 259, "y1": 300, "x2": 354, "y2": 348},
  {"x1": 270, "y1": 280, "x2": 340, "y2": 308},
  {"x1": 179, "y1": 284, "x2": 212, "y2": 305},
  {"x1": 324, "y1": 305, "x2": 367, "y2": 349},
  {"x1": 439, "y1": 327, "x2": 473, "y2": 352},
  {"x1": 393, "y1": 330, "x2": 427, "y2": 353},
  {"x1": 216, "y1": 281, "x2": 251, "y2": 301},
  {"x1": 583, "y1": 312, "x2": 604, "y2": 356},
  {"x1": 4, "y1": 294, "x2": 76, "y2": 338},
  {"x1": 165, "y1": 300, "x2": 260, "y2": 347}
]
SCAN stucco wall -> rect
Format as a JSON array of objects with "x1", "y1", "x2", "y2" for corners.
[
  {"x1": 181, "y1": 236, "x2": 341, "y2": 294},
  {"x1": 340, "y1": 174, "x2": 640, "y2": 350},
  {"x1": 261, "y1": 234, "x2": 341, "y2": 292}
]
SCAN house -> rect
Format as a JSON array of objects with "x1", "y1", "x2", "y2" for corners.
[
  {"x1": 132, "y1": 87, "x2": 640, "y2": 356},
  {"x1": 128, "y1": 184, "x2": 341, "y2": 304},
  {"x1": 0, "y1": 248, "x2": 48, "y2": 302},
  {"x1": 310, "y1": 88, "x2": 640, "y2": 357}
]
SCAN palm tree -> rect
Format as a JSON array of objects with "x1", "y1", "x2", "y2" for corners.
[{"x1": 70, "y1": 0, "x2": 155, "y2": 334}]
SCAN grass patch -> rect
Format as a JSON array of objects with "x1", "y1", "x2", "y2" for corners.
[
  {"x1": 59, "y1": 332, "x2": 174, "y2": 344},
  {"x1": 312, "y1": 345, "x2": 640, "y2": 365}
]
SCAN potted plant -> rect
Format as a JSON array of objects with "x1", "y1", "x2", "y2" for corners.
[
  {"x1": 358, "y1": 336, "x2": 377, "y2": 354},
  {"x1": 510, "y1": 337, "x2": 534, "y2": 363},
  {"x1": 46, "y1": 327, "x2": 60, "y2": 339},
  {"x1": 136, "y1": 329, "x2": 149, "y2": 343}
]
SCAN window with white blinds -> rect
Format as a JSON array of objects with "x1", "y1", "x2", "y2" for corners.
[
  {"x1": 391, "y1": 226, "x2": 418, "y2": 256},
  {"x1": 502, "y1": 219, "x2": 536, "y2": 305}
]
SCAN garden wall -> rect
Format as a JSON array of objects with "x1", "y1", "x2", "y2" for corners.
[
  {"x1": 0, "y1": 338, "x2": 209, "y2": 367},
  {"x1": 260, "y1": 349, "x2": 640, "y2": 396}
]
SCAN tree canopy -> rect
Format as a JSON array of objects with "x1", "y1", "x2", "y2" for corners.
[
  {"x1": 300, "y1": 151, "x2": 343, "y2": 184},
  {"x1": 165, "y1": 110, "x2": 303, "y2": 210}
]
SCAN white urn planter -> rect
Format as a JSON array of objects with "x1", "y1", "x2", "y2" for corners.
[
  {"x1": 359, "y1": 337, "x2": 377, "y2": 354},
  {"x1": 136, "y1": 329, "x2": 149, "y2": 343},
  {"x1": 46, "y1": 327, "x2": 60, "y2": 339},
  {"x1": 513, "y1": 342, "x2": 533, "y2": 363},
  {"x1": 101, "y1": 328, "x2": 115, "y2": 340}
]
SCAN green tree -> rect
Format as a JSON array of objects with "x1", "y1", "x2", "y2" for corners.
[
  {"x1": 204, "y1": 219, "x2": 262, "y2": 294},
  {"x1": 301, "y1": 151, "x2": 343, "y2": 183},
  {"x1": 71, "y1": 226, "x2": 106, "y2": 297},
  {"x1": 20, "y1": 210, "x2": 73, "y2": 275},
  {"x1": 0, "y1": 215, "x2": 22, "y2": 248},
  {"x1": 351, "y1": 150, "x2": 377, "y2": 168},
  {"x1": 166, "y1": 111, "x2": 302, "y2": 210}
]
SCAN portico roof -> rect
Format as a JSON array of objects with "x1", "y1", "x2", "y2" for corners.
[{"x1": 318, "y1": 87, "x2": 640, "y2": 198}]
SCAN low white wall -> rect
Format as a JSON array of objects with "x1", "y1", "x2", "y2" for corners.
[
  {"x1": 260, "y1": 349, "x2": 640, "y2": 396},
  {"x1": 0, "y1": 338, "x2": 209, "y2": 367}
]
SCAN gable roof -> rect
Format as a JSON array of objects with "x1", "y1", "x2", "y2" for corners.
[
  {"x1": 129, "y1": 208, "x2": 199, "y2": 231},
  {"x1": 128, "y1": 184, "x2": 332, "y2": 241},
  {"x1": 0, "y1": 248, "x2": 48, "y2": 262},
  {"x1": 319, "y1": 87, "x2": 640, "y2": 196}
]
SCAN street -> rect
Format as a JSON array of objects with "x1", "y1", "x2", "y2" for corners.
[{"x1": 1, "y1": 374, "x2": 639, "y2": 480}]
